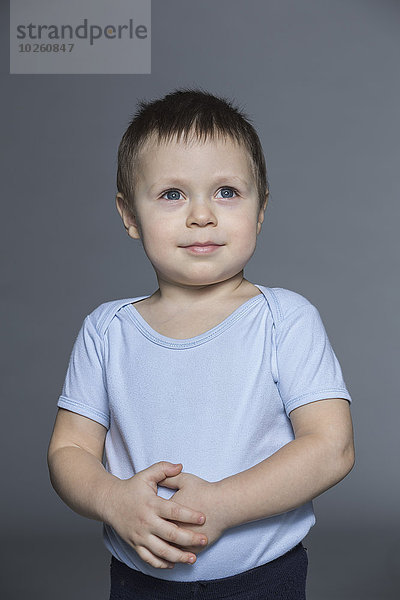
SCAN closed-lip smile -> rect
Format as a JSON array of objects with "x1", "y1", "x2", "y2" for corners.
[{"x1": 181, "y1": 241, "x2": 223, "y2": 247}]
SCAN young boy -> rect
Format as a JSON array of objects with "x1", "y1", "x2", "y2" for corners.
[{"x1": 47, "y1": 88, "x2": 355, "y2": 600}]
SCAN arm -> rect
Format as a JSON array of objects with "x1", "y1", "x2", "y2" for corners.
[
  {"x1": 48, "y1": 409, "x2": 210, "y2": 569},
  {"x1": 160, "y1": 398, "x2": 355, "y2": 551},
  {"x1": 215, "y1": 398, "x2": 355, "y2": 530},
  {"x1": 47, "y1": 408, "x2": 118, "y2": 523}
]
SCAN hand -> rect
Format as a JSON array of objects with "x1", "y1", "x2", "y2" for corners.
[
  {"x1": 104, "y1": 461, "x2": 209, "y2": 570},
  {"x1": 160, "y1": 470, "x2": 227, "y2": 555}
]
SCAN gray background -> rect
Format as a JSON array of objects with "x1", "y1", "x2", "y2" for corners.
[{"x1": 2, "y1": 0, "x2": 399, "y2": 598}]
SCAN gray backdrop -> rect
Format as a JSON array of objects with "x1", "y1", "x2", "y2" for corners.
[{"x1": 2, "y1": 1, "x2": 399, "y2": 598}]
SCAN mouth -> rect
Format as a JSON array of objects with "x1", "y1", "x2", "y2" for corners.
[
  {"x1": 180, "y1": 243, "x2": 223, "y2": 254},
  {"x1": 180, "y1": 242, "x2": 224, "y2": 248}
]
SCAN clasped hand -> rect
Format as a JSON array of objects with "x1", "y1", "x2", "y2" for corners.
[{"x1": 160, "y1": 470, "x2": 227, "y2": 555}]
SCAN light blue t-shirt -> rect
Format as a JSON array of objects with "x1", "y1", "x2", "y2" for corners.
[{"x1": 57, "y1": 284, "x2": 352, "y2": 581}]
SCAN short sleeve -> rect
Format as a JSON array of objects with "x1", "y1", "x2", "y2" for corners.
[
  {"x1": 57, "y1": 314, "x2": 110, "y2": 429},
  {"x1": 275, "y1": 302, "x2": 352, "y2": 418}
]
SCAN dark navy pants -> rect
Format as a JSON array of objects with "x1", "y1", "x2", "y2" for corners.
[{"x1": 109, "y1": 542, "x2": 308, "y2": 599}]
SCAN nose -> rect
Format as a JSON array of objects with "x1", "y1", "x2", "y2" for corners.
[{"x1": 186, "y1": 196, "x2": 217, "y2": 227}]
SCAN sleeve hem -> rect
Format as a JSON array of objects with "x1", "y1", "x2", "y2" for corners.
[
  {"x1": 57, "y1": 396, "x2": 110, "y2": 430},
  {"x1": 285, "y1": 389, "x2": 352, "y2": 418}
]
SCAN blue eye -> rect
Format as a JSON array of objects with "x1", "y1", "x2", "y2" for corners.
[
  {"x1": 161, "y1": 189, "x2": 182, "y2": 201},
  {"x1": 160, "y1": 187, "x2": 238, "y2": 201},
  {"x1": 216, "y1": 187, "x2": 238, "y2": 199}
]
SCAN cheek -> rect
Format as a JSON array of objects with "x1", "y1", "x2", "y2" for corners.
[
  {"x1": 231, "y1": 212, "x2": 259, "y2": 240},
  {"x1": 140, "y1": 219, "x2": 176, "y2": 253}
]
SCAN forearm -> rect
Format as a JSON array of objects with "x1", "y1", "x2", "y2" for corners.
[
  {"x1": 215, "y1": 434, "x2": 354, "y2": 530},
  {"x1": 47, "y1": 446, "x2": 120, "y2": 524}
]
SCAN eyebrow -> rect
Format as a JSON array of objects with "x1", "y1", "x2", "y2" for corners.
[{"x1": 148, "y1": 175, "x2": 250, "y2": 193}]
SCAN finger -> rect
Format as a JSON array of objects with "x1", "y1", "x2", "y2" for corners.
[
  {"x1": 160, "y1": 498, "x2": 206, "y2": 525},
  {"x1": 160, "y1": 475, "x2": 181, "y2": 488},
  {"x1": 156, "y1": 516, "x2": 208, "y2": 550},
  {"x1": 136, "y1": 544, "x2": 176, "y2": 569},
  {"x1": 145, "y1": 461, "x2": 182, "y2": 486},
  {"x1": 149, "y1": 532, "x2": 198, "y2": 565}
]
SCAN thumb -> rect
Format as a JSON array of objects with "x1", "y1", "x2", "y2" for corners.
[
  {"x1": 149, "y1": 461, "x2": 182, "y2": 483},
  {"x1": 160, "y1": 473, "x2": 182, "y2": 489}
]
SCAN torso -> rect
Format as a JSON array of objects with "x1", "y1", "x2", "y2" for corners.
[{"x1": 131, "y1": 283, "x2": 262, "y2": 340}]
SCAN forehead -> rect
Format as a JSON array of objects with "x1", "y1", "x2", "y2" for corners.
[{"x1": 137, "y1": 132, "x2": 254, "y2": 179}]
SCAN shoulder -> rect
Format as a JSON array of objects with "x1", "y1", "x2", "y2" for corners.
[
  {"x1": 259, "y1": 286, "x2": 317, "y2": 324},
  {"x1": 84, "y1": 294, "x2": 149, "y2": 337}
]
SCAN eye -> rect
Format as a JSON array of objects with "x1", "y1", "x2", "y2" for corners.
[
  {"x1": 160, "y1": 189, "x2": 183, "y2": 201},
  {"x1": 160, "y1": 187, "x2": 239, "y2": 201},
  {"x1": 216, "y1": 187, "x2": 239, "y2": 199}
]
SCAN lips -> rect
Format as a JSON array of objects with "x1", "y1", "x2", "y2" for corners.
[
  {"x1": 181, "y1": 243, "x2": 223, "y2": 255},
  {"x1": 181, "y1": 241, "x2": 222, "y2": 247}
]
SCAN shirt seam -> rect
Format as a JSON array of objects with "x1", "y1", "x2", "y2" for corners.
[
  {"x1": 285, "y1": 388, "x2": 351, "y2": 409},
  {"x1": 87, "y1": 313, "x2": 109, "y2": 396},
  {"x1": 274, "y1": 303, "x2": 316, "y2": 387},
  {"x1": 58, "y1": 395, "x2": 110, "y2": 424},
  {"x1": 266, "y1": 286, "x2": 285, "y2": 322}
]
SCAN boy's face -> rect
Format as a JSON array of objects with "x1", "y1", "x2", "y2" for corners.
[{"x1": 117, "y1": 134, "x2": 267, "y2": 291}]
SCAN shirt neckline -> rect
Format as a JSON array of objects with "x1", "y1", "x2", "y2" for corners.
[{"x1": 124, "y1": 283, "x2": 265, "y2": 349}]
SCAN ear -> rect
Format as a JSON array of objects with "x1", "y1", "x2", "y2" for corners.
[
  {"x1": 256, "y1": 191, "x2": 269, "y2": 234},
  {"x1": 115, "y1": 193, "x2": 141, "y2": 240}
]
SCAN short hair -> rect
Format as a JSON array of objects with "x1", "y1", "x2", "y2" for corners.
[{"x1": 116, "y1": 86, "x2": 270, "y2": 217}]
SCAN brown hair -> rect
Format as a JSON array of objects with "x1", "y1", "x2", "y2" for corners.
[{"x1": 116, "y1": 86, "x2": 270, "y2": 217}]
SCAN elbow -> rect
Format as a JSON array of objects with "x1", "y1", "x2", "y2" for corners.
[
  {"x1": 346, "y1": 447, "x2": 356, "y2": 473},
  {"x1": 338, "y1": 443, "x2": 355, "y2": 477},
  {"x1": 322, "y1": 436, "x2": 355, "y2": 481}
]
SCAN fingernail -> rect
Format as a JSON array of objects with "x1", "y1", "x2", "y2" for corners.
[{"x1": 198, "y1": 516, "x2": 205, "y2": 524}]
